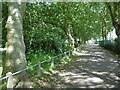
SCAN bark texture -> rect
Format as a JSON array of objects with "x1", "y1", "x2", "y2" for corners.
[
  {"x1": 105, "y1": 2, "x2": 120, "y2": 38},
  {"x1": 66, "y1": 26, "x2": 75, "y2": 48},
  {"x1": 2, "y1": 2, "x2": 30, "y2": 88}
]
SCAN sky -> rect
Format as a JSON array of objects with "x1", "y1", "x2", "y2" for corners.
[{"x1": 107, "y1": 28, "x2": 117, "y2": 40}]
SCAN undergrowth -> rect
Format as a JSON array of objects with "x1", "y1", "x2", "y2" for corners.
[{"x1": 28, "y1": 46, "x2": 86, "y2": 88}]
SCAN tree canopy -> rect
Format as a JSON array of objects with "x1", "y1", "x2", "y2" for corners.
[{"x1": 1, "y1": 1, "x2": 120, "y2": 88}]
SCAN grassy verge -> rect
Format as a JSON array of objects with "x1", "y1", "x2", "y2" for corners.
[
  {"x1": 0, "y1": 45, "x2": 87, "y2": 88},
  {"x1": 30, "y1": 45, "x2": 87, "y2": 88}
]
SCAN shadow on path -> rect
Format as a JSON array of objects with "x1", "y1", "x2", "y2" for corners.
[{"x1": 51, "y1": 44, "x2": 120, "y2": 88}]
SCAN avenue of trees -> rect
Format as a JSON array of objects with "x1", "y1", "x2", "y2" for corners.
[{"x1": 1, "y1": 1, "x2": 120, "y2": 88}]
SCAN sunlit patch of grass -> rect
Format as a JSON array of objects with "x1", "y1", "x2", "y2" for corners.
[
  {"x1": 29, "y1": 53, "x2": 73, "y2": 88},
  {"x1": 28, "y1": 46, "x2": 87, "y2": 88},
  {"x1": 61, "y1": 55, "x2": 71, "y2": 64}
]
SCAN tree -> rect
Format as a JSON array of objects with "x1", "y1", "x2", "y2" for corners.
[
  {"x1": 0, "y1": 2, "x2": 2, "y2": 47},
  {"x1": 2, "y1": 2, "x2": 30, "y2": 88},
  {"x1": 40, "y1": 2, "x2": 75, "y2": 48},
  {"x1": 105, "y1": 2, "x2": 120, "y2": 38},
  {"x1": 23, "y1": 2, "x2": 105, "y2": 51},
  {"x1": 105, "y1": 2, "x2": 120, "y2": 53}
]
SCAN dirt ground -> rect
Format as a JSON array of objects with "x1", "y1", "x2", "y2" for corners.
[{"x1": 40, "y1": 44, "x2": 120, "y2": 88}]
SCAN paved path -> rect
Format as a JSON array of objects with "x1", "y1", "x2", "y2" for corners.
[{"x1": 50, "y1": 44, "x2": 120, "y2": 88}]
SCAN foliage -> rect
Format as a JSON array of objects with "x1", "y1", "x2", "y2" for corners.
[
  {"x1": 114, "y1": 38, "x2": 120, "y2": 54},
  {"x1": 2, "y1": 2, "x2": 8, "y2": 48},
  {"x1": 1, "y1": 2, "x2": 119, "y2": 88},
  {"x1": 2, "y1": 2, "x2": 114, "y2": 54},
  {"x1": 23, "y1": 2, "x2": 109, "y2": 55},
  {"x1": 99, "y1": 38, "x2": 120, "y2": 54},
  {"x1": 23, "y1": 2, "x2": 69, "y2": 55}
]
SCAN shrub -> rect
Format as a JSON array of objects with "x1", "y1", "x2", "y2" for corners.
[
  {"x1": 114, "y1": 38, "x2": 120, "y2": 54},
  {"x1": 99, "y1": 38, "x2": 120, "y2": 54}
]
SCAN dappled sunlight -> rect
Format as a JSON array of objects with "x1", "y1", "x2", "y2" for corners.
[
  {"x1": 92, "y1": 71, "x2": 109, "y2": 75},
  {"x1": 59, "y1": 72, "x2": 77, "y2": 77},
  {"x1": 85, "y1": 77, "x2": 104, "y2": 83},
  {"x1": 1, "y1": 1, "x2": 120, "y2": 88},
  {"x1": 58, "y1": 71, "x2": 106, "y2": 88},
  {"x1": 54, "y1": 45, "x2": 119, "y2": 88}
]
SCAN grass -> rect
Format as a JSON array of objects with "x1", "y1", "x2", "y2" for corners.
[
  {"x1": 0, "y1": 45, "x2": 87, "y2": 88},
  {"x1": 29, "y1": 46, "x2": 87, "y2": 88},
  {"x1": 27, "y1": 52, "x2": 73, "y2": 88}
]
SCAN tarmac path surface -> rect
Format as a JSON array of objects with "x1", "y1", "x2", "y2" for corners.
[{"x1": 49, "y1": 44, "x2": 120, "y2": 88}]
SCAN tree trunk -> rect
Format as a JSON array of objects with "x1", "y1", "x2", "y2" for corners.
[
  {"x1": 101, "y1": 26, "x2": 104, "y2": 40},
  {"x1": 2, "y1": 2, "x2": 30, "y2": 88},
  {"x1": 0, "y1": 3, "x2": 2, "y2": 47},
  {"x1": 62, "y1": 3, "x2": 75, "y2": 49},
  {"x1": 103, "y1": 20, "x2": 107, "y2": 40},
  {"x1": 105, "y1": 2, "x2": 120, "y2": 38},
  {"x1": 66, "y1": 26, "x2": 75, "y2": 49}
]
